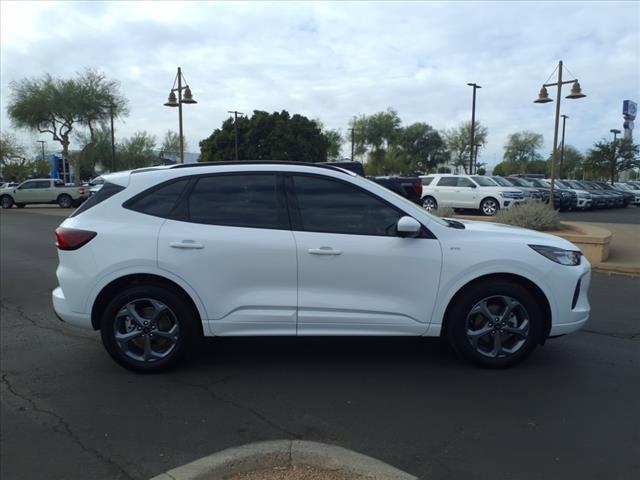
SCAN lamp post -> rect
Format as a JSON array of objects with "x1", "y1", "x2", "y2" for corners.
[
  {"x1": 36, "y1": 140, "x2": 46, "y2": 162},
  {"x1": 534, "y1": 60, "x2": 586, "y2": 206},
  {"x1": 610, "y1": 128, "x2": 621, "y2": 184},
  {"x1": 227, "y1": 110, "x2": 244, "y2": 161},
  {"x1": 467, "y1": 82, "x2": 482, "y2": 174},
  {"x1": 164, "y1": 67, "x2": 197, "y2": 164},
  {"x1": 559, "y1": 114, "x2": 569, "y2": 179},
  {"x1": 474, "y1": 143, "x2": 482, "y2": 173}
]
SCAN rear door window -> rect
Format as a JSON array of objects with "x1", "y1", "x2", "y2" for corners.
[
  {"x1": 436, "y1": 177, "x2": 457, "y2": 187},
  {"x1": 186, "y1": 174, "x2": 287, "y2": 229}
]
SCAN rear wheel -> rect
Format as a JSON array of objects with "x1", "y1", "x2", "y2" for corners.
[
  {"x1": 0, "y1": 196, "x2": 14, "y2": 209},
  {"x1": 57, "y1": 194, "x2": 73, "y2": 208},
  {"x1": 422, "y1": 196, "x2": 437, "y2": 211},
  {"x1": 445, "y1": 281, "x2": 543, "y2": 368},
  {"x1": 480, "y1": 197, "x2": 499, "y2": 216},
  {"x1": 100, "y1": 285, "x2": 199, "y2": 372}
]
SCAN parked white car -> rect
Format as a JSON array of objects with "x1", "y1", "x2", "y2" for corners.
[
  {"x1": 613, "y1": 182, "x2": 640, "y2": 205},
  {"x1": 420, "y1": 174, "x2": 525, "y2": 215},
  {"x1": 52, "y1": 162, "x2": 590, "y2": 372}
]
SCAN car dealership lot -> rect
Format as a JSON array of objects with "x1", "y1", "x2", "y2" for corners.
[{"x1": 1, "y1": 209, "x2": 639, "y2": 480}]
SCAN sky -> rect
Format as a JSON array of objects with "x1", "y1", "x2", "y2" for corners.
[{"x1": 1, "y1": 0, "x2": 639, "y2": 167}]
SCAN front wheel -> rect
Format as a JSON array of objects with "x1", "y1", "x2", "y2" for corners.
[
  {"x1": 0, "y1": 196, "x2": 14, "y2": 209},
  {"x1": 100, "y1": 285, "x2": 199, "y2": 373},
  {"x1": 480, "y1": 197, "x2": 499, "y2": 216},
  {"x1": 445, "y1": 281, "x2": 544, "y2": 368}
]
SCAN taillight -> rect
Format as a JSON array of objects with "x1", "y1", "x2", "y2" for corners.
[
  {"x1": 55, "y1": 228, "x2": 97, "y2": 250},
  {"x1": 78, "y1": 187, "x2": 85, "y2": 195},
  {"x1": 414, "y1": 180, "x2": 422, "y2": 196}
]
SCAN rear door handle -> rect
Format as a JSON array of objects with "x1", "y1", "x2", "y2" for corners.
[
  {"x1": 308, "y1": 247, "x2": 342, "y2": 256},
  {"x1": 170, "y1": 240, "x2": 204, "y2": 250}
]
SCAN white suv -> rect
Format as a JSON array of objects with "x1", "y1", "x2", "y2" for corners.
[
  {"x1": 420, "y1": 174, "x2": 525, "y2": 215},
  {"x1": 52, "y1": 162, "x2": 590, "y2": 372}
]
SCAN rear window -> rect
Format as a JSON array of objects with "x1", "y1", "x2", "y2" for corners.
[
  {"x1": 70, "y1": 182, "x2": 125, "y2": 217},
  {"x1": 124, "y1": 178, "x2": 190, "y2": 218}
]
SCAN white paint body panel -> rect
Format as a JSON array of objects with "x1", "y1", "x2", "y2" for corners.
[{"x1": 52, "y1": 163, "x2": 590, "y2": 344}]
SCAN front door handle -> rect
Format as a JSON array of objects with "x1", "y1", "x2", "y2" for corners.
[
  {"x1": 170, "y1": 240, "x2": 204, "y2": 250},
  {"x1": 308, "y1": 247, "x2": 342, "y2": 256}
]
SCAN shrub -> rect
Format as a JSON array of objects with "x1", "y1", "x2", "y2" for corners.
[
  {"x1": 494, "y1": 201, "x2": 560, "y2": 231},
  {"x1": 431, "y1": 206, "x2": 455, "y2": 218}
]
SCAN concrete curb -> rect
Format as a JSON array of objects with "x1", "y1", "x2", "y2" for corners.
[{"x1": 148, "y1": 440, "x2": 418, "y2": 480}]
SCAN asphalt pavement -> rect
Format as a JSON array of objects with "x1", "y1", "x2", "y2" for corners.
[
  {"x1": 559, "y1": 205, "x2": 639, "y2": 224},
  {"x1": 1, "y1": 209, "x2": 639, "y2": 480}
]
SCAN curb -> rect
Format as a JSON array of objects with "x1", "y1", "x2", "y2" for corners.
[
  {"x1": 592, "y1": 263, "x2": 640, "y2": 277},
  {"x1": 148, "y1": 440, "x2": 418, "y2": 480}
]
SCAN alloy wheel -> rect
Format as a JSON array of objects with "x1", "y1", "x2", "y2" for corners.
[
  {"x1": 482, "y1": 199, "x2": 497, "y2": 215},
  {"x1": 466, "y1": 295, "x2": 529, "y2": 358},
  {"x1": 422, "y1": 198, "x2": 436, "y2": 211},
  {"x1": 113, "y1": 298, "x2": 180, "y2": 363}
]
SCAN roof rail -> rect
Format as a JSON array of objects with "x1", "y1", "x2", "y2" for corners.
[{"x1": 167, "y1": 160, "x2": 355, "y2": 174}]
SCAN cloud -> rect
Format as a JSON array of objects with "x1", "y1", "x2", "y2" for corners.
[{"x1": 1, "y1": 0, "x2": 638, "y2": 165}]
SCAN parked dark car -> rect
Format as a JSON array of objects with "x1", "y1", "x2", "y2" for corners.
[
  {"x1": 509, "y1": 177, "x2": 567, "y2": 209},
  {"x1": 323, "y1": 161, "x2": 365, "y2": 176},
  {"x1": 583, "y1": 181, "x2": 624, "y2": 208},
  {"x1": 490, "y1": 176, "x2": 542, "y2": 200},
  {"x1": 371, "y1": 176, "x2": 423, "y2": 204},
  {"x1": 568, "y1": 181, "x2": 614, "y2": 208},
  {"x1": 593, "y1": 181, "x2": 632, "y2": 207}
]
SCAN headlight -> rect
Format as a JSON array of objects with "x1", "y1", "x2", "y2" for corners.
[{"x1": 530, "y1": 245, "x2": 582, "y2": 266}]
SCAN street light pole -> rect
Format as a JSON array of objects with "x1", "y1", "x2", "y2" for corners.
[
  {"x1": 559, "y1": 114, "x2": 569, "y2": 179},
  {"x1": 534, "y1": 60, "x2": 586, "y2": 207},
  {"x1": 610, "y1": 128, "x2": 621, "y2": 185},
  {"x1": 36, "y1": 140, "x2": 46, "y2": 162},
  {"x1": 109, "y1": 104, "x2": 116, "y2": 171},
  {"x1": 467, "y1": 83, "x2": 481, "y2": 175},
  {"x1": 350, "y1": 128, "x2": 355, "y2": 161},
  {"x1": 474, "y1": 143, "x2": 481, "y2": 173},
  {"x1": 228, "y1": 110, "x2": 244, "y2": 161},
  {"x1": 164, "y1": 67, "x2": 197, "y2": 164}
]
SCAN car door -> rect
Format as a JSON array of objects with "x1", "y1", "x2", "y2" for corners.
[
  {"x1": 432, "y1": 176, "x2": 457, "y2": 206},
  {"x1": 456, "y1": 177, "x2": 478, "y2": 208},
  {"x1": 157, "y1": 173, "x2": 298, "y2": 336},
  {"x1": 13, "y1": 180, "x2": 41, "y2": 203},
  {"x1": 287, "y1": 174, "x2": 442, "y2": 335}
]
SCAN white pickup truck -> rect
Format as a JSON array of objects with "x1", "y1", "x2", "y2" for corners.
[{"x1": 0, "y1": 178, "x2": 88, "y2": 209}]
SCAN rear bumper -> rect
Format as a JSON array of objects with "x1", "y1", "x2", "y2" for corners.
[{"x1": 52, "y1": 286, "x2": 92, "y2": 329}]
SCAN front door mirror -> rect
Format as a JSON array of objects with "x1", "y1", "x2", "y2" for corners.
[{"x1": 397, "y1": 216, "x2": 421, "y2": 238}]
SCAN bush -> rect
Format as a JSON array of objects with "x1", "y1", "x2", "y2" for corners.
[
  {"x1": 494, "y1": 201, "x2": 560, "y2": 231},
  {"x1": 431, "y1": 206, "x2": 455, "y2": 218}
]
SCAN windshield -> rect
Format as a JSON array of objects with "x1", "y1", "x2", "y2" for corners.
[
  {"x1": 360, "y1": 176, "x2": 449, "y2": 227},
  {"x1": 491, "y1": 177, "x2": 514, "y2": 187},
  {"x1": 509, "y1": 177, "x2": 534, "y2": 187},
  {"x1": 471, "y1": 176, "x2": 498, "y2": 186}
]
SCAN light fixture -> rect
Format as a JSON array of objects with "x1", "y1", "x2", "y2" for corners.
[
  {"x1": 566, "y1": 81, "x2": 586, "y2": 99},
  {"x1": 534, "y1": 86, "x2": 553, "y2": 104},
  {"x1": 164, "y1": 91, "x2": 179, "y2": 107},
  {"x1": 182, "y1": 86, "x2": 197, "y2": 104}
]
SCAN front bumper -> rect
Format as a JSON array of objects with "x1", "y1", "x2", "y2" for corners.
[
  {"x1": 548, "y1": 266, "x2": 591, "y2": 336},
  {"x1": 52, "y1": 286, "x2": 92, "y2": 329}
]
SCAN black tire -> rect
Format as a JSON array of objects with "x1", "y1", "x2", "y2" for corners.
[
  {"x1": 57, "y1": 194, "x2": 73, "y2": 208},
  {"x1": 445, "y1": 280, "x2": 544, "y2": 368},
  {"x1": 0, "y1": 195, "x2": 14, "y2": 209},
  {"x1": 422, "y1": 196, "x2": 437, "y2": 211},
  {"x1": 100, "y1": 285, "x2": 199, "y2": 373},
  {"x1": 16, "y1": 203, "x2": 26, "y2": 208},
  {"x1": 480, "y1": 197, "x2": 499, "y2": 216}
]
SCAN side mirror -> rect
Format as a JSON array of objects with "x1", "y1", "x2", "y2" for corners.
[
  {"x1": 397, "y1": 216, "x2": 421, "y2": 238},
  {"x1": 470, "y1": 184, "x2": 477, "y2": 188}
]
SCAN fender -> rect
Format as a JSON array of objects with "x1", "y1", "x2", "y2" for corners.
[
  {"x1": 428, "y1": 259, "x2": 557, "y2": 332},
  {"x1": 84, "y1": 265, "x2": 210, "y2": 333}
]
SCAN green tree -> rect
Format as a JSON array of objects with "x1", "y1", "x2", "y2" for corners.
[
  {"x1": 586, "y1": 138, "x2": 640, "y2": 183},
  {"x1": 492, "y1": 160, "x2": 519, "y2": 176},
  {"x1": 558, "y1": 145, "x2": 584, "y2": 179},
  {"x1": 117, "y1": 131, "x2": 157, "y2": 170},
  {"x1": 7, "y1": 70, "x2": 127, "y2": 184},
  {"x1": 503, "y1": 131, "x2": 543, "y2": 165},
  {"x1": 159, "y1": 130, "x2": 184, "y2": 160},
  {"x1": 75, "y1": 127, "x2": 112, "y2": 178},
  {"x1": 324, "y1": 128, "x2": 343, "y2": 161},
  {"x1": 349, "y1": 108, "x2": 402, "y2": 174},
  {"x1": 399, "y1": 122, "x2": 447, "y2": 173},
  {"x1": 1, "y1": 131, "x2": 30, "y2": 182},
  {"x1": 443, "y1": 121, "x2": 488, "y2": 174},
  {"x1": 200, "y1": 110, "x2": 328, "y2": 163}
]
